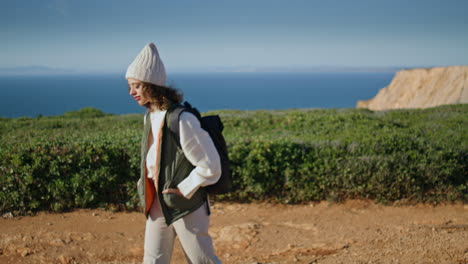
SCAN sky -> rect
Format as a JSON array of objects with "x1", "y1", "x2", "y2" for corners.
[{"x1": 2, "y1": 0, "x2": 467, "y2": 73}]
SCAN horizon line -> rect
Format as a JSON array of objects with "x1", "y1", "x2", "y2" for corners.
[{"x1": 1, "y1": 64, "x2": 465, "y2": 76}]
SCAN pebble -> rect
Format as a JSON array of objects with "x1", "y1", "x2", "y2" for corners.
[
  {"x1": 17, "y1": 247, "x2": 32, "y2": 257},
  {"x1": 129, "y1": 247, "x2": 144, "y2": 256},
  {"x1": 22, "y1": 235, "x2": 33, "y2": 242},
  {"x1": 2, "y1": 212, "x2": 13, "y2": 219},
  {"x1": 58, "y1": 255, "x2": 73, "y2": 264},
  {"x1": 64, "y1": 236, "x2": 73, "y2": 244},
  {"x1": 49, "y1": 238, "x2": 65, "y2": 247}
]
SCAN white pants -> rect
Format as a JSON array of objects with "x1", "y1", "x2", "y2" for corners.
[{"x1": 143, "y1": 197, "x2": 221, "y2": 264}]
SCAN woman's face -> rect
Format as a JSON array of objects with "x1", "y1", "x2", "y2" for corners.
[{"x1": 128, "y1": 78, "x2": 150, "y2": 106}]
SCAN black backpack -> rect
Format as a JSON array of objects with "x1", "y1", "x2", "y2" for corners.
[{"x1": 167, "y1": 102, "x2": 233, "y2": 195}]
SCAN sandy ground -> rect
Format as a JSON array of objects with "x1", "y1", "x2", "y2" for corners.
[{"x1": 1, "y1": 200, "x2": 467, "y2": 264}]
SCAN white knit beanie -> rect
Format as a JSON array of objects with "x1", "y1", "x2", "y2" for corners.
[{"x1": 125, "y1": 43, "x2": 166, "y2": 86}]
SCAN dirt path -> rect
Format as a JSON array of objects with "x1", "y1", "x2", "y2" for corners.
[{"x1": 1, "y1": 200, "x2": 467, "y2": 264}]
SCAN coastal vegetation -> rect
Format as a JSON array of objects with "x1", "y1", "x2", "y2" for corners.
[{"x1": 0, "y1": 104, "x2": 466, "y2": 214}]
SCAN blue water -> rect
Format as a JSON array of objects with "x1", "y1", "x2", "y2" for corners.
[{"x1": 0, "y1": 72, "x2": 395, "y2": 118}]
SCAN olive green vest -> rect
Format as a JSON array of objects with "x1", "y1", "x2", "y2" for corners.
[{"x1": 138, "y1": 105, "x2": 208, "y2": 225}]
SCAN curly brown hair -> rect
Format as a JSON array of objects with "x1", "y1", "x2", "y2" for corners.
[{"x1": 141, "y1": 83, "x2": 184, "y2": 111}]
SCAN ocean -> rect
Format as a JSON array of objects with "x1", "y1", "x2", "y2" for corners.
[{"x1": 0, "y1": 72, "x2": 395, "y2": 118}]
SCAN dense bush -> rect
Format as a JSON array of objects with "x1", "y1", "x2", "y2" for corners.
[
  {"x1": 0, "y1": 104, "x2": 466, "y2": 214},
  {"x1": 63, "y1": 107, "x2": 111, "y2": 118}
]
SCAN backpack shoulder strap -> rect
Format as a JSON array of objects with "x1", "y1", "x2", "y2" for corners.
[{"x1": 166, "y1": 101, "x2": 202, "y2": 140}]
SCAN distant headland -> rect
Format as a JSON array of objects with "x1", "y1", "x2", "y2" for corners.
[{"x1": 357, "y1": 66, "x2": 468, "y2": 110}]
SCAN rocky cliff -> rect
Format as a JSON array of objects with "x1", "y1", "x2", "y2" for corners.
[{"x1": 356, "y1": 66, "x2": 468, "y2": 110}]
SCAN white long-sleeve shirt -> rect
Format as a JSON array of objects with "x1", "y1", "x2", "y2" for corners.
[{"x1": 145, "y1": 110, "x2": 221, "y2": 199}]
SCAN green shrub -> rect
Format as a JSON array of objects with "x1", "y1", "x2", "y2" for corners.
[
  {"x1": 63, "y1": 107, "x2": 110, "y2": 118},
  {"x1": 0, "y1": 104, "x2": 466, "y2": 214}
]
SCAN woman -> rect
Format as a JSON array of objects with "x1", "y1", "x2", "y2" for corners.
[{"x1": 126, "y1": 43, "x2": 222, "y2": 264}]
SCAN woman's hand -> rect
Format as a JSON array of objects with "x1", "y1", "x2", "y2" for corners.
[{"x1": 162, "y1": 188, "x2": 183, "y2": 197}]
